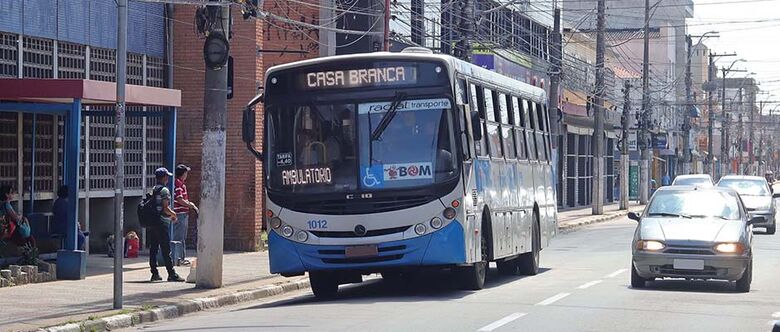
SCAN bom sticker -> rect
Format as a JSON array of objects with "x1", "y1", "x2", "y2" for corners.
[{"x1": 383, "y1": 162, "x2": 433, "y2": 181}]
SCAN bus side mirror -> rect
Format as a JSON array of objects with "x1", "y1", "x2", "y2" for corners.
[
  {"x1": 242, "y1": 106, "x2": 263, "y2": 161},
  {"x1": 471, "y1": 112, "x2": 482, "y2": 141},
  {"x1": 242, "y1": 106, "x2": 255, "y2": 144}
]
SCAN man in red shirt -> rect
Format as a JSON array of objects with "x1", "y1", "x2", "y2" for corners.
[{"x1": 174, "y1": 164, "x2": 198, "y2": 265}]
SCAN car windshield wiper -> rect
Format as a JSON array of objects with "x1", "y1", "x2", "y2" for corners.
[
  {"x1": 647, "y1": 212, "x2": 692, "y2": 219},
  {"x1": 687, "y1": 215, "x2": 730, "y2": 220},
  {"x1": 370, "y1": 92, "x2": 407, "y2": 142}
]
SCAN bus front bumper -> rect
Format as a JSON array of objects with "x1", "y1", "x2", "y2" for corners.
[{"x1": 268, "y1": 221, "x2": 466, "y2": 275}]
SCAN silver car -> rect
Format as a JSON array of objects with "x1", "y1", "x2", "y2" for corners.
[
  {"x1": 671, "y1": 174, "x2": 714, "y2": 187},
  {"x1": 717, "y1": 175, "x2": 777, "y2": 234},
  {"x1": 630, "y1": 186, "x2": 763, "y2": 292}
]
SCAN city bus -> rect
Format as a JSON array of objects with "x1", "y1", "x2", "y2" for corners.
[{"x1": 242, "y1": 48, "x2": 557, "y2": 298}]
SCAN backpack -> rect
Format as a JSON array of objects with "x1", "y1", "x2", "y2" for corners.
[{"x1": 138, "y1": 186, "x2": 164, "y2": 227}]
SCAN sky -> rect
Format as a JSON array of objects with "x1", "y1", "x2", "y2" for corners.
[{"x1": 688, "y1": 0, "x2": 780, "y2": 110}]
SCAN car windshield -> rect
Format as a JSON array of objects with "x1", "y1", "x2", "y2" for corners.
[
  {"x1": 673, "y1": 177, "x2": 711, "y2": 186},
  {"x1": 266, "y1": 98, "x2": 458, "y2": 193},
  {"x1": 646, "y1": 191, "x2": 741, "y2": 220},
  {"x1": 717, "y1": 179, "x2": 770, "y2": 196}
]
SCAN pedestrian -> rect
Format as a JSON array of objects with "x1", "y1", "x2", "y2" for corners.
[
  {"x1": 173, "y1": 164, "x2": 198, "y2": 265},
  {"x1": 0, "y1": 184, "x2": 36, "y2": 248},
  {"x1": 147, "y1": 168, "x2": 184, "y2": 282},
  {"x1": 662, "y1": 173, "x2": 671, "y2": 187},
  {"x1": 52, "y1": 185, "x2": 88, "y2": 250}
]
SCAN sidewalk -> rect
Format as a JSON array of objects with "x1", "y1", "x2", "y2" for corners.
[
  {"x1": 1, "y1": 250, "x2": 298, "y2": 332},
  {"x1": 1, "y1": 205, "x2": 645, "y2": 332},
  {"x1": 557, "y1": 202, "x2": 645, "y2": 232}
]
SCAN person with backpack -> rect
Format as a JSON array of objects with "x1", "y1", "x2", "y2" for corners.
[{"x1": 142, "y1": 168, "x2": 184, "y2": 282}]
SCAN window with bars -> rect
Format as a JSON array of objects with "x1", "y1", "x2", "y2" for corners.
[
  {"x1": 0, "y1": 33, "x2": 18, "y2": 78},
  {"x1": 127, "y1": 53, "x2": 144, "y2": 85},
  {"x1": 90, "y1": 47, "x2": 116, "y2": 82},
  {"x1": 22, "y1": 114, "x2": 55, "y2": 194},
  {"x1": 22, "y1": 37, "x2": 54, "y2": 78},
  {"x1": 58, "y1": 42, "x2": 86, "y2": 79}
]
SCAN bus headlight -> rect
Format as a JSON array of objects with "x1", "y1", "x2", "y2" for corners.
[
  {"x1": 414, "y1": 223, "x2": 427, "y2": 235},
  {"x1": 281, "y1": 225, "x2": 294, "y2": 237},
  {"x1": 430, "y1": 217, "x2": 443, "y2": 229},
  {"x1": 296, "y1": 231, "x2": 309, "y2": 242},
  {"x1": 270, "y1": 217, "x2": 282, "y2": 229},
  {"x1": 443, "y1": 207, "x2": 457, "y2": 220}
]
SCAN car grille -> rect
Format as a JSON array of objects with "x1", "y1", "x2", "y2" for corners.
[
  {"x1": 280, "y1": 194, "x2": 437, "y2": 215},
  {"x1": 663, "y1": 247, "x2": 715, "y2": 255},
  {"x1": 310, "y1": 226, "x2": 411, "y2": 238},
  {"x1": 658, "y1": 265, "x2": 720, "y2": 278}
]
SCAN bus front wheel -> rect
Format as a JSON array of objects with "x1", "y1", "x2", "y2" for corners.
[
  {"x1": 309, "y1": 271, "x2": 339, "y2": 299},
  {"x1": 459, "y1": 226, "x2": 488, "y2": 290}
]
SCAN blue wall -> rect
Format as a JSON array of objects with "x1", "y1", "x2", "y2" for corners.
[{"x1": 0, "y1": 0, "x2": 165, "y2": 58}]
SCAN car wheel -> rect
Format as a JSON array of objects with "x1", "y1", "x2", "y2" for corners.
[
  {"x1": 309, "y1": 271, "x2": 339, "y2": 299},
  {"x1": 517, "y1": 214, "x2": 541, "y2": 275},
  {"x1": 767, "y1": 224, "x2": 776, "y2": 235},
  {"x1": 631, "y1": 262, "x2": 647, "y2": 289},
  {"x1": 736, "y1": 260, "x2": 752, "y2": 293}
]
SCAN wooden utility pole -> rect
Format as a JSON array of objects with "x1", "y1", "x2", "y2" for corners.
[
  {"x1": 620, "y1": 81, "x2": 631, "y2": 210},
  {"x1": 640, "y1": 0, "x2": 650, "y2": 204},
  {"x1": 683, "y1": 35, "x2": 693, "y2": 175},
  {"x1": 592, "y1": 0, "x2": 606, "y2": 214}
]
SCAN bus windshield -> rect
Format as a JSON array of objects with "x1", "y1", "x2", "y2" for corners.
[{"x1": 266, "y1": 97, "x2": 458, "y2": 193}]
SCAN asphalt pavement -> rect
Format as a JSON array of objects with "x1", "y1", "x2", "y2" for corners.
[{"x1": 125, "y1": 217, "x2": 780, "y2": 332}]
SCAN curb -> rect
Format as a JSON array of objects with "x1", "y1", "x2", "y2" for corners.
[
  {"x1": 558, "y1": 207, "x2": 644, "y2": 233},
  {"x1": 39, "y1": 278, "x2": 311, "y2": 332}
]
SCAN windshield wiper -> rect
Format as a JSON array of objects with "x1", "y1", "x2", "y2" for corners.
[
  {"x1": 370, "y1": 92, "x2": 407, "y2": 142},
  {"x1": 647, "y1": 212, "x2": 692, "y2": 219},
  {"x1": 687, "y1": 215, "x2": 730, "y2": 220}
]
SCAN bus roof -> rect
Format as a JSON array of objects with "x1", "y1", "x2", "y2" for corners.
[{"x1": 264, "y1": 51, "x2": 547, "y2": 103}]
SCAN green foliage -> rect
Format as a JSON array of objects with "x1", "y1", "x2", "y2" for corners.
[{"x1": 17, "y1": 243, "x2": 39, "y2": 266}]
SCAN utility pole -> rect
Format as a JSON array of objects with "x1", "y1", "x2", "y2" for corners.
[
  {"x1": 640, "y1": 0, "x2": 651, "y2": 205},
  {"x1": 706, "y1": 54, "x2": 715, "y2": 177},
  {"x1": 683, "y1": 35, "x2": 693, "y2": 175},
  {"x1": 198, "y1": 2, "x2": 230, "y2": 289},
  {"x1": 113, "y1": 0, "x2": 128, "y2": 310},
  {"x1": 549, "y1": 7, "x2": 562, "y2": 195},
  {"x1": 455, "y1": 0, "x2": 473, "y2": 61},
  {"x1": 620, "y1": 81, "x2": 631, "y2": 210},
  {"x1": 720, "y1": 67, "x2": 729, "y2": 176},
  {"x1": 384, "y1": 0, "x2": 391, "y2": 51},
  {"x1": 592, "y1": 0, "x2": 606, "y2": 214},
  {"x1": 737, "y1": 87, "x2": 743, "y2": 174},
  {"x1": 749, "y1": 94, "x2": 756, "y2": 174}
]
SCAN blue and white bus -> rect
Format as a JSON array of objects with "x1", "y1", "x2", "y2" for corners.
[{"x1": 242, "y1": 48, "x2": 557, "y2": 297}]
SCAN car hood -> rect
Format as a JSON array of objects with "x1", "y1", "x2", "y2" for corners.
[
  {"x1": 640, "y1": 217, "x2": 743, "y2": 243},
  {"x1": 741, "y1": 195, "x2": 773, "y2": 210}
]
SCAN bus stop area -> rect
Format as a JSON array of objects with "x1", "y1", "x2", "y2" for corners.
[
  {"x1": 0, "y1": 204, "x2": 641, "y2": 332},
  {"x1": 0, "y1": 78, "x2": 180, "y2": 280}
]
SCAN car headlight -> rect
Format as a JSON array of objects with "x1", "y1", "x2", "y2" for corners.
[
  {"x1": 636, "y1": 240, "x2": 665, "y2": 251},
  {"x1": 714, "y1": 243, "x2": 745, "y2": 254}
]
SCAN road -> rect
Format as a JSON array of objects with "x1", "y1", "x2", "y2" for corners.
[{"x1": 127, "y1": 217, "x2": 780, "y2": 332}]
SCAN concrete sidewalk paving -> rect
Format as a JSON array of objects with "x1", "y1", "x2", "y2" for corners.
[{"x1": 2, "y1": 205, "x2": 645, "y2": 332}]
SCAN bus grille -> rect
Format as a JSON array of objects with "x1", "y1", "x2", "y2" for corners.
[
  {"x1": 311, "y1": 226, "x2": 411, "y2": 238},
  {"x1": 283, "y1": 195, "x2": 437, "y2": 215}
]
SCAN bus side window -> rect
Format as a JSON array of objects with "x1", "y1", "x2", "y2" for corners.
[
  {"x1": 472, "y1": 84, "x2": 488, "y2": 157},
  {"x1": 536, "y1": 102, "x2": 548, "y2": 161},
  {"x1": 511, "y1": 96, "x2": 527, "y2": 160},
  {"x1": 524, "y1": 99, "x2": 538, "y2": 160},
  {"x1": 499, "y1": 93, "x2": 515, "y2": 159},
  {"x1": 485, "y1": 89, "x2": 502, "y2": 158},
  {"x1": 543, "y1": 105, "x2": 552, "y2": 161}
]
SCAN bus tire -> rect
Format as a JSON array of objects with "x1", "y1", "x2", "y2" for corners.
[
  {"x1": 517, "y1": 213, "x2": 540, "y2": 275},
  {"x1": 309, "y1": 271, "x2": 339, "y2": 299},
  {"x1": 459, "y1": 222, "x2": 488, "y2": 290}
]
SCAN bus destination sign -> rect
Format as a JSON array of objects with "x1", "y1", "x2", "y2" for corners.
[{"x1": 303, "y1": 66, "x2": 417, "y2": 90}]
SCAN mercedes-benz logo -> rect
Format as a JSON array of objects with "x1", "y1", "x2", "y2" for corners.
[{"x1": 354, "y1": 224, "x2": 367, "y2": 236}]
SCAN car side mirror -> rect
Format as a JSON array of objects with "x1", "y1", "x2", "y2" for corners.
[
  {"x1": 773, "y1": 192, "x2": 780, "y2": 199},
  {"x1": 628, "y1": 212, "x2": 641, "y2": 222},
  {"x1": 748, "y1": 216, "x2": 765, "y2": 225},
  {"x1": 242, "y1": 106, "x2": 255, "y2": 144},
  {"x1": 471, "y1": 112, "x2": 482, "y2": 141}
]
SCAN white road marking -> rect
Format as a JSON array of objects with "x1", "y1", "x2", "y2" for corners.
[
  {"x1": 605, "y1": 268, "x2": 628, "y2": 278},
  {"x1": 477, "y1": 312, "x2": 527, "y2": 331},
  {"x1": 577, "y1": 280, "x2": 603, "y2": 289},
  {"x1": 535, "y1": 292, "x2": 571, "y2": 306}
]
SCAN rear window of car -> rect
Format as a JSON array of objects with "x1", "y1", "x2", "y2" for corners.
[
  {"x1": 717, "y1": 179, "x2": 770, "y2": 196},
  {"x1": 673, "y1": 177, "x2": 712, "y2": 186}
]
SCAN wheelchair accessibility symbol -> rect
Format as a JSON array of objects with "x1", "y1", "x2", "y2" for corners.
[{"x1": 361, "y1": 166, "x2": 384, "y2": 188}]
